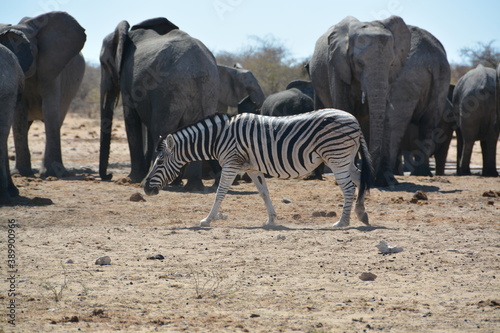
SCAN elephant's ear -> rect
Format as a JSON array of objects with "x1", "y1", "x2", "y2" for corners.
[
  {"x1": 327, "y1": 17, "x2": 355, "y2": 85},
  {"x1": 0, "y1": 29, "x2": 34, "y2": 75},
  {"x1": 496, "y1": 64, "x2": 500, "y2": 132},
  {"x1": 100, "y1": 20, "x2": 130, "y2": 87},
  {"x1": 20, "y1": 11, "x2": 86, "y2": 83},
  {"x1": 131, "y1": 17, "x2": 178, "y2": 35},
  {"x1": 379, "y1": 16, "x2": 411, "y2": 82}
]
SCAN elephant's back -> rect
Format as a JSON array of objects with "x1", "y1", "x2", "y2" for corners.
[{"x1": 124, "y1": 30, "x2": 217, "y2": 77}]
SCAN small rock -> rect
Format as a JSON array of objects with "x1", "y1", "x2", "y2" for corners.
[
  {"x1": 359, "y1": 272, "x2": 377, "y2": 281},
  {"x1": 65, "y1": 259, "x2": 74, "y2": 264},
  {"x1": 376, "y1": 240, "x2": 403, "y2": 254},
  {"x1": 277, "y1": 234, "x2": 286, "y2": 240},
  {"x1": 482, "y1": 190, "x2": 498, "y2": 198},
  {"x1": 282, "y1": 197, "x2": 292, "y2": 204},
  {"x1": 413, "y1": 190, "x2": 428, "y2": 201},
  {"x1": 130, "y1": 192, "x2": 146, "y2": 202},
  {"x1": 95, "y1": 256, "x2": 111, "y2": 265},
  {"x1": 147, "y1": 254, "x2": 165, "y2": 260}
]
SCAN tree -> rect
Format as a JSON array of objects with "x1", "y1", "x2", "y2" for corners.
[
  {"x1": 215, "y1": 35, "x2": 310, "y2": 97},
  {"x1": 69, "y1": 61, "x2": 101, "y2": 117},
  {"x1": 459, "y1": 40, "x2": 500, "y2": 69}
]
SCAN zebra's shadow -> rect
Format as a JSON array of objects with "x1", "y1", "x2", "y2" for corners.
[{"x1": 183, "y1": 224, "x2": 389, "y2": 232}]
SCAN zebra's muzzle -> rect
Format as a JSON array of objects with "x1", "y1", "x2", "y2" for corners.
[{"x1": 144, "y1": 179, "x2": 160, "y2": 196}]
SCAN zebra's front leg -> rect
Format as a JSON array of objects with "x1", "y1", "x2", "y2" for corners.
[
  {"x1": 246, "y1": 171, "x2": 277, "y2": 226},
  {"x1": 199, "y1": 166, "x2": 239, "y2": 227}
]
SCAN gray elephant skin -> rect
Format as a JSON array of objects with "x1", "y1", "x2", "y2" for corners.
[
  {"x1": 399, "y1": 85, "x2": 456, "y2": 176},
  {"x1": 0, "y1": 12, "x2": 86, "y2": 179},
  {"x1": 260, "y1": 80, "x2": 314, "y2": 116},
  {"x1": 99, "y1": 18, "x2": 220, "y2": 190},
  {"x1": 217, "y1": 65, "x2": 265, "y2": 114},
  {"x1": 453, "y1": 64, "x2": 499, "y2": 177},
  {"x1": 309, "y1": 15, "x2": 450, "y2": 186},
  {"x1": 0, "y1": 30, "x2": 33, "y2": 204}
]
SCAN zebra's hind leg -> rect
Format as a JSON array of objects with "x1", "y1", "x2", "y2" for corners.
[
  {"x1": 200, "y1": 166, "x2": 239, "y2": 227},
  {"x1": 328, "y1": 163, "x2": 356, "y2": 228},
  {"x1": 246, "y1": 171, "x2": 277, "y2": 226},
  {"x1": 349, "y1": 163, "x2": 370, "y2": 225}
]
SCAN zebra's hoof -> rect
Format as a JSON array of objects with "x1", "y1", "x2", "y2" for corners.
[
  {"x1": 360, "y1": 213, "x2": 370, "y2": 226},
  {"x1": 333, "y1": 220, "x2": 349, "y2": 228},
  {"x1": 199, "y1": 220, "x2": 211, "y2": 228}
]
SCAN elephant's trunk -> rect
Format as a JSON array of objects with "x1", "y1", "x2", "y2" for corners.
[
  {"x1": 99, "y1": 72, "x2": 120, "y2": 181},
  {"x1": 365, "y1": 85, "x2": 389, "y2": 182}
]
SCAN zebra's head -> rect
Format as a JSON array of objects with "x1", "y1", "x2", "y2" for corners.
[{"x1": 143, "y1": 134, "x2": 181, "y2": 196}]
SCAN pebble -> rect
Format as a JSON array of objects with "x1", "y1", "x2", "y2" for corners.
[
  {"x1": 65, "y1": 259, "x2": 74, "y2": 264},
  {"x1": 147, "y1": 254, "x2": 165, "y2": 260},
  {"x1": 359, "y1": 272, "x2": 377, "y2": 281},
  {"x1": 95, "y1": 256, "x2": 111, "y2": 265},
  {"x1": 277, "y1": 234, "x2": 286, "y2": 240},
  {"x1": 130, "y1": 192, "x2": 146, "y2": 202},
  {"x1": 281, "y1": 197, "x2": 292, "y2": 204}
]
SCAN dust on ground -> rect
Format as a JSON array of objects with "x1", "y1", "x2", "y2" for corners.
[{"x1": 2, "y1": 114, "x2": 499, "y2": 332}]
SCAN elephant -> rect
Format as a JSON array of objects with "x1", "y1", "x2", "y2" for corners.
[
  {"x1": 309, "y1": 15, "x2": 450, "y2": 186},
  {"x1": 99, "y1": 18, "x2": 220, "y2": 190},
  {"x1": 452, "y1": 64, "x2": 499, "y2": 177},
  {"x1": 217, "y1": 65, "x2": 265, "y2": 114},
  {"x1": 399, "y1": 84, "x2": 456, "y2": 176},
  {"x1": 0, "y1": 30, "x2": 33, "y2": 204},
  {"x1": 237, "y1": 95, "x2": 261, "y2": 114},
  {"x1": 260, "y1": 80, "x2": 314, "y2": 116},
  {"x1": 0, "y1": 11, "x2": 86, "y2": 178}
]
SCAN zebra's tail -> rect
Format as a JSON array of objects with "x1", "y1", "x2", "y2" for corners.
[{"x1": 357, "y1": 132, "x2": 374, "y2": 204}]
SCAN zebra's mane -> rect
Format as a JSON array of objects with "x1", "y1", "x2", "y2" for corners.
[{"x1": 158, "y1": 113, "x2": 231, "y2": 144}]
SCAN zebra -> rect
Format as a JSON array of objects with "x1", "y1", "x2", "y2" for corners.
[{"x1": 143, "y1": 108, "x2": 373, "y2": 228}]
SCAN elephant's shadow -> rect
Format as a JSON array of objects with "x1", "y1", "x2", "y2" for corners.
[{"x1": 376, "y1": 181, "x2": 462, "y2": 194}]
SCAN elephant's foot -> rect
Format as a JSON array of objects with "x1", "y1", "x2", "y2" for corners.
[
  {"x1": 410, "y1": 165, "x2": 433, "y2": 177},
  {"x1": 184, "y1": 178, "x2": 205, "y2": 192},
  {"x1": 0, "y1": 192, "x2": 13, "y2": 206},
  {"x1": 482, "y1": 168, "x2": 499, "y2": 177},
  {"x1": 12, "y1": 166, "x2": 34, "y2": 177},
  {"x1": 8, "y1": 183, "x2": 19, "y2": 198},
  {"x1": 374, "y1": 170, "x2": 398, "y2": 187},
  {"x1": 39, "y1": 159, "x2": 73, "y2": 178},
  {"x1": 127, "y1": 171, "x2": 147, "y2": 183}
]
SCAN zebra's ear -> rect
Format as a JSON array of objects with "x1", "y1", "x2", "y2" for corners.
[{"x1": 166, "y1": 134, "x2": 175, "y2": 151}]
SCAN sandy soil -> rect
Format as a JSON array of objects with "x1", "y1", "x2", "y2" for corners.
[{"x1": 1, "y1": 114, "x2": 499, "y2": 333}]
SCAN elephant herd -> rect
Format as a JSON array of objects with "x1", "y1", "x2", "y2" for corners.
[{"x1": 0, "y1": 11, "x2": 499, "y2": 204}]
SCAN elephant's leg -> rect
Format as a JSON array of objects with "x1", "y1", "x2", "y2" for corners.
[
  {"x1": 124, "y1": 108, "x2": 147, "y2": 182},
  {"x1": 433, "y1": 131, "x2": 453, "y2": 176},
  {"x1": 480, "y1": 137, "x2": 499, "y2": 177},
  {"x1": 386, "y1": 99, "x2": 419, "y2": 181},
  {"x1": 1, "y1": 134, "x2": 18, "y2": 204},
  {"x1": 40, "y1": 81, "x2": 69, "y2": 178},
  {"x1": 184, "y1": 162, "x2": 205, "y2": 192},
  {"x1": 455, "y1": 129, "x2": 464, "y2": 174},
  {"x1": 458, "y1": 140, "x2": 474, "y2": 175},
  {"x1": 12, "y1": 103, "x2": 34, "y2": 176}
]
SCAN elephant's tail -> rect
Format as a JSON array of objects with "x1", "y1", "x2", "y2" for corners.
[{"x1": 357, "y1": 132, "x2": 374, "y2": 204}]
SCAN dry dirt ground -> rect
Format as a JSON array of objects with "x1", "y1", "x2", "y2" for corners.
[{"x1": 1, "y1": 114, "x2": 499, "y2": 333}]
